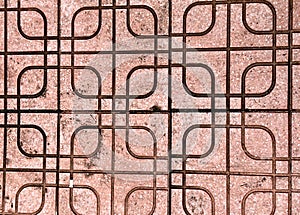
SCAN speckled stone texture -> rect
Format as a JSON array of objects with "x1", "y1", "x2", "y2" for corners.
[{"x1": 0, "y1": 0, "x2": 300, "y2": 214}]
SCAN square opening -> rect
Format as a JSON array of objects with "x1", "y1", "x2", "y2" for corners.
[
  {"x1": 116, "y1": 0, "x2": 126, "y2": 5},
  {"x1": 156, "y1": 175, "x2": 168, "y2": 187},
  {"x1": 115, "y1": 99, "x2": 126, "y2": 110},
  {"x1": 230, "y1": 113, "x2": 241, "y2": 125},
  {"x1": 60, "y1": 158, "x2": 70, "y2": 170},
  {"x1": 7, "y1": 99, "x2": 17, "y2": 110},
  {"x1": 0, "y1": 113, "x2": 4, "y2": 124},
  {"x1": 46, "y1": 158, "x2": 57, "y2": 170},
  {"x1": 7, "y1": 113, "x2": 18, "y2": 125},
  {"x1": 172, "y1": 158, "x2": 182, "y2": 170},
  {"x1": 230, "y1": 98, "x2": 241, "y2": 109},
  {"x1": 7, "y1": 0, "x2": 18, "y2": 8},
  {"x1": 101, "y1": 114, "x2": 112, "y2": 126},
  {"x1": 293, "y1": 49, "x2": 300, "y2": 62},
  {"x1": 46, "y1": 172, "x2": 57, "y2": 184},
  {"x1": 276, "y1": 34, "x2": 289, "y2": 47},
  {"x1": 276, "y1": 49, "x2": 289, "y2": 62},
  {"x1": 60, "y1": 54, "x2": 71, "y2": 67},
  {"x1": 276, "y1": 177, "x2": 289, "y2": 189},
  {"x1": 292, "y1": 176, "x2": 300, "y2": 189},
  {"x1": 276, "y1": 160, "x2": 289, "y2": 174},
  {"x1": 172, "y1": 37, "x2": 183, "y2": 49},
  {"x1": 292, "y1": 160, "x2": 300, "y2": 172},
  {"x1": 61, "y1": 40, "x2": 71, "y2": 52},
  {"x1": 115, "y1": 114, "x2": 127, "y2": 126},
  {"x1": 171, "y1": 173, "x2": 183, "y2": 186},
  {"x1": 59, "y1": 173, "x2": 70, "y2": 185},
  {"x1": 156, "y1": 159, "x2": 168, "y2": 173},
  {"x1": 47, "y1": 40, "x2": 57, "y2": 52},
  {"x1": 293, "y1": 33, "x2": 300, "y2": 45},
  {"x1": 101, "y1": 99, "x2": 112, "y2": 110},
  {"x1": 47, "y1": 54, "x2": 58, "y2": 66}
]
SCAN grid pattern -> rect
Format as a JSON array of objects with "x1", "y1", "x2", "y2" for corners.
[{"x1": 1, "y1": 0, "x2": 300, "y2": 214}]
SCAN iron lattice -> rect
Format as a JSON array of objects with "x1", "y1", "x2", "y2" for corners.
[{"x1": 0, "y1": 0, "x2": 300, "y2": 214}]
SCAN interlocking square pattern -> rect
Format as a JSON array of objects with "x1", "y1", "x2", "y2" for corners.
[{"x1": 1, "y1": 0, "x2": 300, "y2": 214}]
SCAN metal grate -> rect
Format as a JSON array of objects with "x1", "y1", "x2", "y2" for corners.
[{"x1": 0, "y1": 0, "x2": 300, "y2": 214}]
